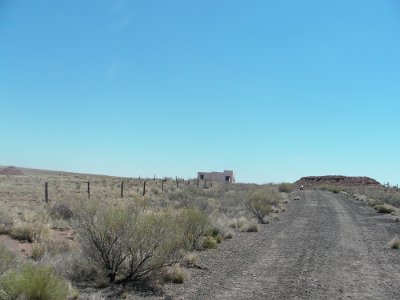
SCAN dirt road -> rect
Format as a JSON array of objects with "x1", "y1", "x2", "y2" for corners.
[{"x1": 163, "y1": 190, "x2": 400, "y2": 300}]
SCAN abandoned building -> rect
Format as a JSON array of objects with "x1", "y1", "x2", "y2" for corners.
[{"x1": 197, "y1": 170, "x2": 235, "y2": 184}]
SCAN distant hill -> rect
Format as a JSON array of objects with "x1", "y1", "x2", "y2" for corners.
[
  {"x1": 0, "y1": 165, "x2": 127, "y2": 179},
  {"x1": 295, "y1": 175, "x2": 381, "y2": 187},
  {"x1": 0, "y1": 166, "x2": 24, "y2": 176}
]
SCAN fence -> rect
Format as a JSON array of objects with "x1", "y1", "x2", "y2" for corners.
[{"x1": 0, "y1": 173, "x2": 215, "y2": 204}]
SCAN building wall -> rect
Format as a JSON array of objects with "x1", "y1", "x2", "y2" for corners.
[{"x1": 197, "y1": 170, "x2": 235, "y2": 183}]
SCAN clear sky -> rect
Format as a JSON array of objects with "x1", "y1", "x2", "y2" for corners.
[{"x1": 1, "y1": 0, "x2": 400, "y2": 184}]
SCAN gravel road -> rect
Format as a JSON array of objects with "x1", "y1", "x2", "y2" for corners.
[{"x1": 161, "y1": 190, "x2": 400, "y2": 300}]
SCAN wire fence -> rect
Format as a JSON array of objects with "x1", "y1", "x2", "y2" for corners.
[{"x1": 0, "y1": 174, "x2": 214, "y2": 204}]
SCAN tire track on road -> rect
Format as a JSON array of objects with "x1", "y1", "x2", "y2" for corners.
[{"x1": 165, "y1": 190, "x2": 400, "y2": 300}]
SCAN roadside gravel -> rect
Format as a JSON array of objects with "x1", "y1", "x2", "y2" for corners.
[
  {"x1": 161, "y1": 190, "x2": 400, "y2": 300},
  {"x1": 93, "y1": 190, "x2": 400, "y2": 299}
]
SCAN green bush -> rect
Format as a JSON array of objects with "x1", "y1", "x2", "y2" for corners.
[
  {"x1": 331, "y1": 187, "x2": 340, "y2": 194},
  {"x1": 375, "y1": 205, "x2": 395, "y2": 214},
  {"x1": 368, "y1": 199, "x2": 384, "y2": 207},
  {"x1": 246, "y1": 188, "x2": 281, "y2": 224},
  {"x1": 0, "y1": 263, "x2": 69, "y2": 300},
  {"x1": 320, "y1": 185, "x2": 340, "y2": 193},
  {"x1": 202, "y1": 236, "x2": 218, "y2": 249},
  {"x1": 278, "y1": 183, "x2": 294, "y2": 193},
  {"x1": 78, "y1": 200, "x2": 185, "y2": 283},
  {"x1": 178, "y1": 208, "x2": 211, "y2": 250},
  {"x1": 0, "y1": 245, "x2": 15, "y2": 275}
]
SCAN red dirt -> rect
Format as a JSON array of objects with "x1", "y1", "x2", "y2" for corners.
[
  {"x1": 0, "y1": 235, "x2": 32, "y2": 259},
  {"x1": 0, "y1": 228, "x2": 75, "y2": 259},
  {"x1": 0, "y1": 166, "x2": 24, "y2": 176}
]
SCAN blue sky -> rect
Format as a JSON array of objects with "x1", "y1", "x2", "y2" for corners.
[{"x1": 1, "y1": 0, "x2": 400, "y2": 184}]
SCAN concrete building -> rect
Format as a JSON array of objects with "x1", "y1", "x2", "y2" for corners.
[{"x1": 197, "y1": 170, "x2": 235, "y2": 184}]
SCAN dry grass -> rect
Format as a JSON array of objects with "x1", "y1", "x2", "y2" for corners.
[
  {"x1": 0, "y1": 167, "x2": 285, "y2": 297},
  {"x1": 241, "y1": 222, "x2": 259, "y2": 232},
  {"x1": 375, "y1": 204, "x2": 395, "y2": 214},
  {"x1": 183, "y1": 253, "x2": 198, "y2": 266},
  {"x1": 162, "y1": 264, "x2": 188, "y2": 284},
  {"x1": 347, "y1": 186, "x2": 400, "y2": 208},
  {"x1": 0, "y1": 244, "x2": 16, "y2": 275}
]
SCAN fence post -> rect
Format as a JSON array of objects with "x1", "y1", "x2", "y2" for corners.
[
  {"x1": 121, "y1": 181, "x2": 124, "y2": 198},
  {"x1": 45, "y1": 182, "x2": 49, "y2": 203},
  {"x1": 87, "y1": 181, "x2": 90, "y2": 198},
  {"x1": 197, "y1": 178, "x2": 199, "y2": 188},
  {"x1": 161, "y1": 180, "x2": 164, "y2": 192},
  {"x1": 143, "y1": 180, "x2": 146, "y2": 196},
  {"x1": 188, "y1": 180, "x2": 190, "y2": 186},
  {"x1": 176, "y1": 177, "x2": 179, "y2": 189}
]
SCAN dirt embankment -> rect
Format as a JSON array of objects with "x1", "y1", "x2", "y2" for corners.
[{"x1": 295, "y1": 175, "x2": 381, "y2": 188}]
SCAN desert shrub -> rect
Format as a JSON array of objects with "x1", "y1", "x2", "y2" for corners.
[
  {"x1": 207, "y1": 227, "x2": 223, "y2": 243},
  {"x1": 209, "y1": 227, "x2": 220, "y2": 238},
  {"x1": 46, "y1": 238, "x2": 75, "y2": 256},
  {"x1": 278, "y1": 183, "x2": 294, "y2": 193},
  {"x1": 0, "y1": 263, "x2": 69, "y2": 300},
  {"x1": 348, "y1": 186, "x2": 400, "y2": 208},
  {"x1": 228, "y1": 216, "x2": 249, "y2": 230},
  {"x1": 215, "y1": 235, "x2": 223, "y2": 243},
  {"x1": 331, "y1": 187, "x2": 340, "y2": 193},
  {"x1": 0, "y1": 211, "x2": 13, "y2": 235},
  {"x1": 320, "y1": 185, "x2": 340, "y2": 193},
  {"x1": 241, "y1": 222, "x2": 259, "y2": 232},
  {"x1": 218, "y1": 190, "x2": 238, "y2": 217},
  {"x1": 182, "y1": 253, "x2": 197, "y2": 266},
  {"x1": 375, "y1": 205, "x2": 395, "y2": 214},
  {"x1": 178, "y1": 208, "x2": 211, "y2": 250},
  {"x1": 368, "y1": 199, "x2": 384, "y2": 207},
  {"x1": 203, "y1": 236, "x2": 218, "y2": 249},
  {"x1": 246, "y1": 188, "x2": 281, "y2": 224},
  {"x1": 50, "y1": 203, "x2": 73, "y2": 220},
  {"x1": 10, "y1": 222, "x2": 50, "y2": 242},
  {"x1": 78, "y1": 200, "x2": 185, "y2": 283},
  {"x1": 0, "y1": 245, "x2": 15, "y2": 275},
  {"x1": 41, "y1": 247, "x2": 98, "y2": 283},
  {"x1": 223, "y1": 229, "x2": 234, "y2": 240},
  {"x1": 162, "y1": 265, "x2": 188, "y2": 284},
  {"x1": 31, "y1": 242, "x2": 46, "y2": 261},
  {"x1": 151, "y1": 186, "x2": 161, "y2": 195},
  {"x1": 32, "y1": 237, "x2": 74, "y2": 261},
  {"x1": 354, "y1": 193, "x2": 367, "y2": 202}
]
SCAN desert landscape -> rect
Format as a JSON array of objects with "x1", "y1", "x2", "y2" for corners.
[
  {"x1": 1, "y1": 166, "x2": 400, "y2": 299},
  {"x1": 3, "y1": 1, "x2": 400, "y2": 299}
]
